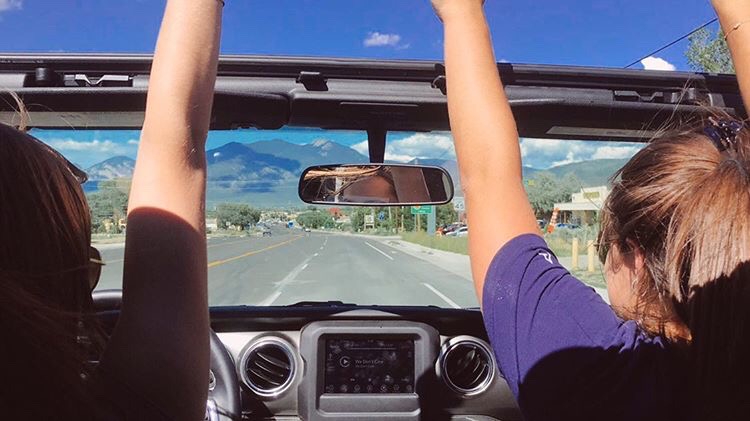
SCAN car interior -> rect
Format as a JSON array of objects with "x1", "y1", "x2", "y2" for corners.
[{"x1": 2, "y1": 53, "x2": 745, "y2": 420}]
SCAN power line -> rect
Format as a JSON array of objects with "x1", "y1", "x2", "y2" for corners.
[{"x1": 624, "y1": 17, "x2": 718, "y2": 69}]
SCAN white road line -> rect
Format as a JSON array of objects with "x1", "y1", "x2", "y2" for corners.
[
  {"x1": 257, "y1": 259, "x2": 311, "y2": 306},
  {"x1": 257, "y1": 291, "x2": 282, "y2": 307},
  {"x1": 365, "y1": 242, "x2": 394, "y2": 261},
  {"x1": 422, "y1": 283, "x2": 461, "y2": 309},
  {"x1": 314, "y1": 253, "x2": 319, "y2": 257},
  {"x1": 320, "y1": 246, "x2": 324, "y2": 250}
]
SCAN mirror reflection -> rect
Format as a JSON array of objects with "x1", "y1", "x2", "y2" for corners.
[{"x1": 299, "y1": 164, "x2": 454, "y2": 206}]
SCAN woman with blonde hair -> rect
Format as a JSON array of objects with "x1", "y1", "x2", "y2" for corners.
[{"x1": 433, "y1": 0, "x2": 750, "y2": 419}]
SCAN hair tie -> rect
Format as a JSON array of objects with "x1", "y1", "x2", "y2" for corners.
[{"x1": 703, "y1": 118, "x2": 743, "y2": 152}]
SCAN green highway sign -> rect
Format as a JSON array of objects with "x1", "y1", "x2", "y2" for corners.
[{"x1": 410, "y1": 206, "x2": 433, "y2": 215}]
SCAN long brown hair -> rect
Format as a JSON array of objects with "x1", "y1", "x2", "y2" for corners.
[
  {"x1": 0, "y1": 123, "x2": 105, "y2": 418},
  {"x1": 599, "y1": 113, "x2": 750, "y2": 417}
]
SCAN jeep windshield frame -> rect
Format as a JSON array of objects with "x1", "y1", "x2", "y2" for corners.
[{"x1": 0, "y1": 53, "x2": 744, "y2": 151}]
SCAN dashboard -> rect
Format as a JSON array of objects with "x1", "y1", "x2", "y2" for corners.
[{"x1": 211, "y1": 306, "x2": 522, "y2": 421}]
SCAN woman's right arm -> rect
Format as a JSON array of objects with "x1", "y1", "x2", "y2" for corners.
[
  {"x1": 432, "y1": 0, "x2": 539, "y2": 303},
  {"x1": 714, "y1": 0, "x2": 750, "y2": 112},
  {"x1": 99, "y1": 0, "x2": 222, "y2": 419}
]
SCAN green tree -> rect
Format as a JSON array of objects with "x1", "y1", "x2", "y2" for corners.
[
  {"x1": 87, "y1": 179, "x2": 130, "y2": 233},
  {"x1": 436, "y1": 204, "x2": 458, "y2": 227},
  {"x1": 525, "y1": 172, "x2": 580, "y2": 220},
  {"x1": 216, "y1": 203, "x2": 261, "y2": 230},
  {"x1": 686, "y1": 27, "x2": 734, "y2": 74},
  {"x1": 297, "y1": 210, "x2": 334, "y2": 229}
]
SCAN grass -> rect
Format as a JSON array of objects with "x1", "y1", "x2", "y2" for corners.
[
  {"x1": 91, "y1": 233, "x2": 125, "y2": 244},
  {"x1": 571, "y1": 267, "x2": 608, "y2": 290},
  {"x1": 207, "y1": 229, "x2": 252, "y2": 238},
  {"x1": 401, "y1": 228, "x2": 607, "y2": 289},
  {"x1": 544, "y1": 226, "x2": 600, "y2": 258},
  {"x1": 400, "y1": 231, "x2": 469, "y2": 255}
]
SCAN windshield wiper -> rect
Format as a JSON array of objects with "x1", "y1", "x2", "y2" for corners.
[{"x1": 286, "y1": 300, "x2": 358, "y2": 308}]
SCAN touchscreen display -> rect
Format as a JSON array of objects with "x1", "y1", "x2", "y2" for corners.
[{"x1": 324, "y1": 337, "x2": 415, "y2": 394}]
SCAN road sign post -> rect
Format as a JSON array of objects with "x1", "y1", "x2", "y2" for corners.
[
  {"x1": 410, "y1": 206, "x2": 432, "y2": 215},
  {"x1": 427, "y1": 206, "x2": 436, "y2": 235},
  {"x1": 410, "y1": 206, "x2": 432, "y2": 232},
  {"x1": 364, "y1": 214, "x2": 375, "y2": 230}
]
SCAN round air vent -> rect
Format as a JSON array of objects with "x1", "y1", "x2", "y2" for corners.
[
  {"x1": 437, "y1": 336, "x2": 495, "y2": 396},
  {"x1": 240, "y1": 337, "x2": 296, "y2": 398}
]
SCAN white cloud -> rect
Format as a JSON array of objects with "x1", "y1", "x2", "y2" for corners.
[
  {"x1": 364, "y1": 32, "x2": 406, "y2": 48},
  {"x1": 550, "y1": 151, "x2": 578, "y2": 167},
  {"x1": 351, "y1": 140, "x2": 368, "y2": 156},
  {"x1": 353, "y1": 133, "x2": 456, "y2": 163},
  {"x1": 48, "y1": 139, "x2": 126, "y2": 154},
  {"x1": 640, "y1": 56, "x2": 676, "y2": 71},
  {"x1": 0, "y1": 0, "x2": 22, "y2": 12},
  {"x1": 591, "y1": 145, "x2": 641, "y2": 160},
  {"x1": 40, "y1": 138, "x2": 140, "y2": 168},
  {"x1": 520, "y1": 138, "x2": 644, "y2": 168}
]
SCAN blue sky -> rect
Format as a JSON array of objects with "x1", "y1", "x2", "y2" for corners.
[
  {"x1": 9, "y1": 0, "x2": 709, "y2": 168},
  {"x1": 0, "y1": 0, "x2": 718, "y2": 68}
]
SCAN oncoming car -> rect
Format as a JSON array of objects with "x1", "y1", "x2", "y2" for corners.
[{"x1": 4, "y1": 53, "x2": 744, "y2": 420}]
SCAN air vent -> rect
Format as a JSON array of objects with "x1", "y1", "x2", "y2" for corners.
[
  {"x1": 437, "y1": 337, "x2": 495, "y2": 396},
  {"x1": 240, "y1": 337, "x2": 296, "y2": 398}
]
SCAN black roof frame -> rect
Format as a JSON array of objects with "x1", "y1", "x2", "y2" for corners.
[{"x1": 0, "y1": 54, "x2": 745, "y2": 159}]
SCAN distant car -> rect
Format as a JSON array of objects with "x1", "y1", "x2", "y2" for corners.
[
  {"x1": 443, "y1": 223, "x2": 465, "y2": 235},
  {"x1": 304, "y1": 227, "x2": 311, "y2": 232},
  {"x1": 555, "y1": 223, "x2": 580, "y2": 229},
  {"x1": 537, "y1": 219, "x2": 546, "y2": 229},
  {"x1": 447, "y1": 227, "x2": 468, "y2": 237},
  {"x1": 262, "y1": 228, "x2": 272, "y2": 237}
]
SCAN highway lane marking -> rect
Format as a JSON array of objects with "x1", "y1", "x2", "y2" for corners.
[
  {"x1": 258, "y1": 290, "x2": 282, "y2": 307},
  {"x1": 258, "y1": 258, "x2": 311, "y2": 306},
  {"x1": 101, "y1": 237, "x2": 270, "y2": 265},
  {"x1": 365, "y1": 242, "x2": 394, "y2": 261},
  {"x1": 207, "y1": 236, "x2": 303, "y2": 268},
  {"x1": 314, "y1": 253, "x2": 319, "y2": 257},
  {"x1": 422, "y1": 283, "x2": 461, "y2": 309}
]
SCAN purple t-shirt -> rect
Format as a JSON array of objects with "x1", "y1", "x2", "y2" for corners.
[{"x1": 482, "y1": 234, "x2": 685, "y2": 421}]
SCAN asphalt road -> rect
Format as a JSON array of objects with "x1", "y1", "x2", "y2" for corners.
[{"x1": 95, "y1": 230, "x2": 479, "y2": 308}]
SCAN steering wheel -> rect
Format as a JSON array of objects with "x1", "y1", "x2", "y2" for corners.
[{"x1": 92, "y1": 289, "x2": 241, "y2": 420}]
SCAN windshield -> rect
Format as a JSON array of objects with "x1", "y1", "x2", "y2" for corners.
[{"x1": 36, "y1": 127, "x2": 644, "y2": 308}]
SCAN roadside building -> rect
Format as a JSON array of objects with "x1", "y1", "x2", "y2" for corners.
[{"x1": 553, "y1": 186, "x2": 608, "y2": 225}]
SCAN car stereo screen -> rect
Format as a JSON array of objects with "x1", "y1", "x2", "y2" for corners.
[{"x1": 324, "y1": 338, "x2": 415, "y2": 394}]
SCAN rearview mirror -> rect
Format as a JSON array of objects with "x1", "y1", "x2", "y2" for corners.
[{"x1": 299, "y1": 164, "x2": 454, "y2": 206}]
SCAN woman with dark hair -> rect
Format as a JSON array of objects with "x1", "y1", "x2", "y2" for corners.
[
  {"x1": 0, "y1": 0, "x2": 222, "y2": 418},
  {"x1": 433, "y1": 0, "x2": 750, "y2": 419}
]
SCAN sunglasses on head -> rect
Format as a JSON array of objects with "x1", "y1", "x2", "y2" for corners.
[
  {"x1": 88, "y1": 246, "x2": 104, "y2": 291},
  {"x1": 62, "y1": 155, "x2": 89, "y2": 184},
  {"x1": 595, "y1": 230, "x2": 609, "y2": 265},
  {"x1": 53, "y1": 146, "x2": 98, "y2": 288}
]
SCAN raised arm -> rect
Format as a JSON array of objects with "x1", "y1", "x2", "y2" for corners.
[
  {"x1": 433, "y1": 1, "x2": 538, "y2": 303},
  {"x1": 100, "y1": 0, "x2": 222, "y2": 418},
  {"x1": 714, "y1": 0, "x2": 750, "y2": 113}
]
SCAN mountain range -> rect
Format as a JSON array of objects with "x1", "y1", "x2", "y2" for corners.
[{"x1": 84, "y1": 139, "x2": 625, "y2": 207}]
